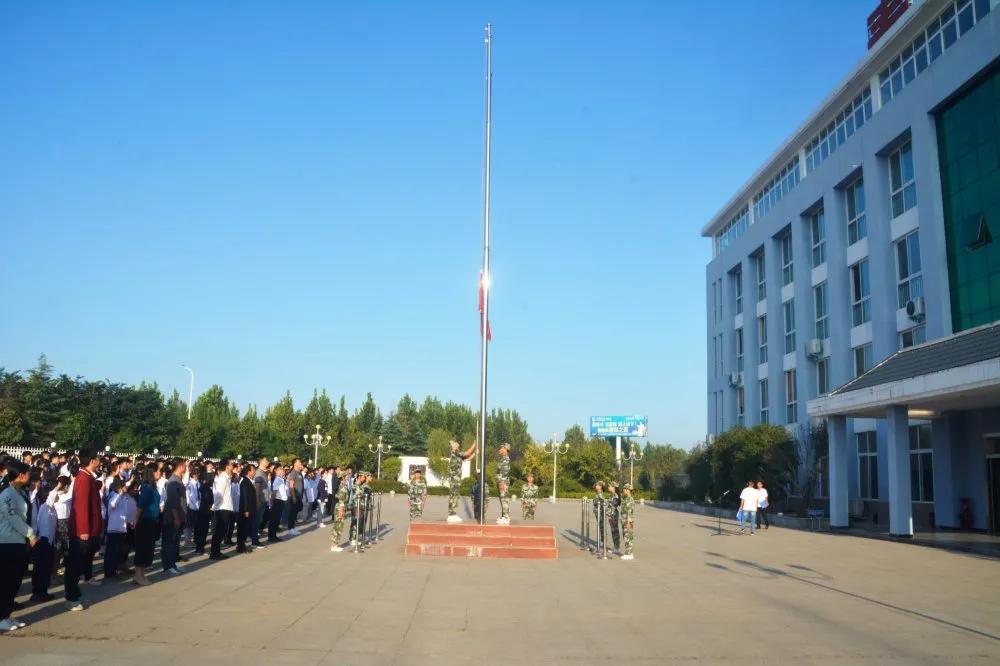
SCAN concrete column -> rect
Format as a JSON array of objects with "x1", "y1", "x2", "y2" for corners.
[
  {"x1": 828, "y1": 415, "x2": 849, "y2": 528},
  {"x1": 885, "y1": 405, "x2": 913, "y2": 536},
  {"x1": 931, "y1": 414, "x2": 956, "y2": 528}
]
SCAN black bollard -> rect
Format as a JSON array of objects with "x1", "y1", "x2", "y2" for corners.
[{"x1": 579, "y1": 498, "x2": 588, "y2": 550}]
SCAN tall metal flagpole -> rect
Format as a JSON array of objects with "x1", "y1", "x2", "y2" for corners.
[{"x1": 477, "y1": 23, "x2": 493, "y2": 526}]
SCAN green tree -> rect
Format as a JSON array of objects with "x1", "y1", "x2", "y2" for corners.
[
  {"x1": 426, "y1": 427, "x2": 454, "y2": 481},
  {"x1": 393, "y1": 394, "x2": 426, "y2": 455},
  {"x1": 302, "y1": 389, "x2": 336, "y2": 436},
  {"x1": 0, "y1": 403, "x2": 25, "y2": 445},
  {"x1": 419, "y1": 396, "x2": 446, "y2": 432},
  {"x1": 564, "y1": 424, "x2": 588, "y2": 447},
  {"x1": 353, "y1": 392, "x2": 382, "y2": 435},
  {"x1": 562, "y1": 437, "x2": 616, "y2": 490},
  {"x1": 380, "y1": 455, "x2": 402, "y2": 481},
  {"x1": 263, "y1": 390, "x2": 303, "y2": 457},
  {"x1": 189, "y1": 385, "x2": 239, "y2": 456}
]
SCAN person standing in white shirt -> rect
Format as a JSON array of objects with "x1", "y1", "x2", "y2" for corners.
[
  {"x1": 210, "y1": 460, "x2": 235, "y2": 560},
  {"x1": 30, "y1": 486, "x2": 57, "y2": 601},
  {"x1": 268, "y1": 467, "x2": 289, "y2": 543},
  {"x1": 738, "y1": 481, "x2": 758, "y2": 535},
  {"x1": 756, "y1": 481, "x2": 770, "y2": 530}
]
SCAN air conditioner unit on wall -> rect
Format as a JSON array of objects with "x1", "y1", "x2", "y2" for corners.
[
  {"x1": 806, "y1": 338, "x2": 823, "y2": 359},
  {"x1": 906, "y1": 297, "x2": 925, "y2": 321},
  {"x1": 729, "y1": 372, "x2": 743, "y2": 387}
]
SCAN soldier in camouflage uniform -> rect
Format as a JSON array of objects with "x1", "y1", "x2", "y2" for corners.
[
  {"x1": 495, "y1": 444, "x2": 511, "y2": 524},
  {"x1": 520, "y1": 473, "x2": 539, "y2": 520},
  {"x1": 592, "y1": 481, "x2": 605, "y2": 524},
  {"x1": 620, "y1": 483, "x2": 636, "y2": 560},
  {"x1": 606, "y1": 480, "x2": 621, "y2": 554},
  {"x1": 351, "y1": 472, "x2": 368, "y2": 544},
  {"x1": 329, "y1": 472, "x2": 349, "y2": 552},
  {"x1": 447, "y1": 440, "x2": 477, "y2": 522},
  {"x1": 408, "y1": 470, "x2": 428, "y2": 520}
]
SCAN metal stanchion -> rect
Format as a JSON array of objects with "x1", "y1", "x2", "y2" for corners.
[
  {"x1": 352, "y1": 494, "x2": 362, "y2": 554},
  {"x1": 374, "y1": 492, "x2": 382, "y2": 543},
  {"x1": 597, "y1": 499, "x2": 608, "y2": 560},
  {"x1": 579, "y1": 497, "x2": 588, "y2": 550}
]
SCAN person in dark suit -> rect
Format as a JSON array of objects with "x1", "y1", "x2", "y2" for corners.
[{"x1": 236, "y1": 465, "x2": 257, "y2": 553}]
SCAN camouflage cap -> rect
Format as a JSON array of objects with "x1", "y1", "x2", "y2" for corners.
[
  {"x1": 623, "y1": 483, "x2": 633, "y2": 490},
  {"x1": 607, "y1": 480, "x2": 618, "y2": 488}
]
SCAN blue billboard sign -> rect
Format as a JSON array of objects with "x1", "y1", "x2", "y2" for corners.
[{"x1": 589, "y1": 415, "x2": 648, "y2": 438}]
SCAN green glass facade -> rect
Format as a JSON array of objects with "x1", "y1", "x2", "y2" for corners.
[{"x1": 937, "y1": 66, "x2": 1000, "y2": 332}]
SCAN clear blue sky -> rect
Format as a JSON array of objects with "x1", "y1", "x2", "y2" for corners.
[{"x1": 1, "y1": 1, "x2": 874, "y2": 448}]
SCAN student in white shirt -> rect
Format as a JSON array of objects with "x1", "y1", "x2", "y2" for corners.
[
  {"x1": 48, "y1": 476, "x2": 73, "y2": 570},
  {"x1": 304, "y1": 472, "x2": 318, "y2": 523},
  {"x1": 104, "y1": 478, "x2": 128, "y2": 579},
  {"x1": 756, "y1": 480, "x2": 770, "y2": 530},
  {"x1": 185, "y1": 468, "x2": 201, "y2": 546},
  {"x1": 268, "y1": 466, "x2": 289, "y2": 543},
  {"x1": 31, "y1": 486, "x2": 57, "y2": 601},
  {"x1": 210, "y1": 459, "x2": 235, "y2": 560},
  {"x1": 738, "y1": 481, "x2": 758, "y2": 535}
]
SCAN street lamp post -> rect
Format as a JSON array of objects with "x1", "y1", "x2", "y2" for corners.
[
  {"x1": 368, "y1": 436, "x2": 392, "y2": 480},
  {"x1": 623, "y1": 441, "x2": 643, "y2": 488},
  {"x1": 180, "y1": 364, "x2": 195, "y2": 420},
  {"x1": 304, "y1": 425, "x2": 330, "y2": 469},
  {"x1": 542, "y1": 433, "x2": 569, "y2": 503}
]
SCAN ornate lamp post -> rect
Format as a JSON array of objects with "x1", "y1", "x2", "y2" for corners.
[
  {"x1": 623, "y1": 441, "x2": 643, "y2": 488},
  {"x1": 368, "y1": 435, "x2": 392, "y2": 480},
  {"x1": 542, "y1": 433, "x2": 569, "y2": 503},
  {"x1": 304, "y1": 425, "x2": 330, "y2": 469}
]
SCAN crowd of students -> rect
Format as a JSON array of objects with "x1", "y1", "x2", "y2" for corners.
[{"x1": 0, "y1": 449, "x2": 352, "y2": 632}]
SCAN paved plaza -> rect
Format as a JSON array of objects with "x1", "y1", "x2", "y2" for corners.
[{"x1": 3, "y1": 496, "x2": 999, "y2": 665}]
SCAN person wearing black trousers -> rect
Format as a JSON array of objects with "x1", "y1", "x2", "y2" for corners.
[
  {"x1": 236, "y1": 465, "x2": 257, "y2": 553},
  {"x1": 195, "y1": 470, "x2": 213, "y2": 554},
  {"x1": 756, "y1": 480, "x2": 770, "y2": 530},
  {"x1": 209, "y1": 459, "x2": 235, "y2": 561},
  {"x1": 606, "y1": 481, "x2": 622, "y2": 555},
  {"x1": 268, "y1": 466, "x2": 289, "y2": 543},
  {"x1": 0, "y1": 461, "x2": 37, "y2": 632}
]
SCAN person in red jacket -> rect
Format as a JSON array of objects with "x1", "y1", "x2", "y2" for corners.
[{"x1": 64, "y1": 452, "x2": 103, "y2": 611}]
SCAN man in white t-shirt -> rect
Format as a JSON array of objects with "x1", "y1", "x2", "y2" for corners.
[
  {"x1": 756, "y1": 481, "x2": 770, "y2": 530},
  {"x1": 738, "y1": 481, "x2": 758, "y2": 534}
]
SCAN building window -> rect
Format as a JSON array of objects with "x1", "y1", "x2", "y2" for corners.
[
  {"x1": 757, "y1": 315, "x2": 768, "y2": 364},
  {"x1": 759, "y1": 379, "x2": 769, "y2": 425},
  {"x1": 805, "y1": 90, "x2": 873, "y2": 173},
  {"x1": 736, "y1": 386, "x2": 745, "y2": 427},
  {"x1": 780, "y1": 232, "x2": 794, "y2": 286},
  {"x1": 845, "y1": 176, "x2": 867, "y2": 245},
  {"x1": 784, "y1": 369, "x2": 797, "y2": 423},
  {"x1": 889, "y1": 141, "x2": 916, "y2": 218},
  {"x1": 813, "y1": 282, "x2": 829, "y2": 340},
  {"x1": 783, "y1": 300, "x2": 796, "y2": 355},
  {"x1": 896, "y1": 231, "x2": 923, "y2": 308},
  {"x1": 735, "y1": 328, "x2": 744, "y2": 373},
  {"x1": 900, "y1": 325, "x2": 926, "y2": 349},
  {"x1": 853, "y1": 343, "x2": 873, "y2": 377},
  {"x1": 713, "y1": 206, "x2": 750, "y2": 257},
  {"x1": 734, "y1": 268, "x2": 743, "y2": 315},
  {"x1": 850, "y1": 259, "x2": 871, "y2": 326},
  {"x1": 755, "y1": 253, "x2": 766, "y2": 301},
  {"x1": 878, "y1": 0, "x2": 991, "y2": 107},
  {"x1": 857, "y1": 431, "x2": 878, "y2": 500},
  {"x1": 817, "y1": 357, "x2": 830, "y2": 395},
  {"x1": 810, "y1": 208, "x2": 826, "y2": 267},
  {"x1": 909, "y1": 424, "x2": 934, "y2": 502},
  {"x1": 752, "y1": 157, "x2": 800, "y2": 223}
]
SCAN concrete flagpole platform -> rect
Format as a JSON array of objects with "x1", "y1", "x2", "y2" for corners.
[{"x1": 404, "y1": 521, "x2": 558, "y2": 559}]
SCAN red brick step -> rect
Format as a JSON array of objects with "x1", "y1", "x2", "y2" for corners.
[{"x1": 405, "y1": 522, "x2": 558, "y2": 559}]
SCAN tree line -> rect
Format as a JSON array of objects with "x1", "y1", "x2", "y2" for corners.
[{"x1": 0, "y1": 355, "x2": 688, "y2": 493}]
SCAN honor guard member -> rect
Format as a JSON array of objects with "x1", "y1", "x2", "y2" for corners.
[
  {"x1": 495, "y1": 444, "x2": 511, "y2": 524},
  {"x1": 520, "y1": 473, "x2": 539, "y2": 520},
  {"x1": 330, "y1": 472, "x2": 349, "y2": 552},
  {"x1": 446, "y1": 440, "x2": 477, "y2": 523},
  {"x1": 621, "y1": 483, "x2": 636, "y2": 560},
  {"x1": 349, "y1": 471, "x2": 367, "y2": 545},
  {"x1": 592, "y1": 481, "x2": 605, "y2": 524},
  {"x1": 407, "y1": 470, "x2": 428, "y2": 520},
  {"x1": 606, "y1": 480, "x2": 622, "y2": 555}
]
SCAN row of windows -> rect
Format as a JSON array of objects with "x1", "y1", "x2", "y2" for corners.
[
  {"x1": 711, "y1": 0, "x2": 990, "y2": 259},
  {"x1": 752, "y1": 157, "x2": 801, "y2": 225},
  {"x1": 714, "y1": 207, "x2": 750, "y2": 256},
  {"x1": 879, "y1": 0, "x2": 991, "y2": 106},
  {"x1": 805, "y1": 89, "x2": 873, "y2": 174}
]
